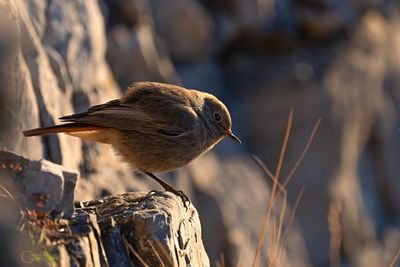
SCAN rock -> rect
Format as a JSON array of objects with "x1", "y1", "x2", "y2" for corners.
[
  {"x1": 0, "y1": 0, "x2": 42, "y2": 160},
  {"x1": 0, "y1": 150, "x2": 77, "y2": 217},
  {"x1": 15, "y1": 0, "x2": 81, "y2": 170},
  {"x1": 25, "y1": 193, "x2": 208, "y2": 267},
  {"x1": 41, "y1": 0, "x2": 113, "y2": 95},
  {"x1": 0, "y1": 150, "x2": 209, "y2": 266},
  {"x1": 5, "y1": 0, "x2": 123, "y2": 172},
  {"x1": 3, "y1": 0, "x2": 139, "y2": 205},
  {"x1": 149, "y1": 0, "x2": 214, "y2": 63},
  {"x1": 62, "y1": 212, "x2": 108, "y2": 267},
  {"x1": 82, "y1": 192, "x2": 209, "y2": 267}
]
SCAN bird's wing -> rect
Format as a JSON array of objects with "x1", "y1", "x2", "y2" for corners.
[{"x1": 60, "y1": 86, "x2": 198, "y2": 136}]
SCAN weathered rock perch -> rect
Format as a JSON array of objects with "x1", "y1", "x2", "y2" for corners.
[{"x1": 0, "y1": 151, "x2": 209, "y2": 267}]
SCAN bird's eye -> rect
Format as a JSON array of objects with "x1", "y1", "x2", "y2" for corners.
[{"x1": 214, "y1": 112, "x2": 222, "y2": 122}]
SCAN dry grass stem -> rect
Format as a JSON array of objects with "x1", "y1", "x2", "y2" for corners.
[
  {"x1": 273, "y1": 195, "x2": 287, "y2": 259},
  {"x1": 154, "y1": 240, "x2": 174, "y2": 266},
  {"x1": 283, "y1": 118, "x2": 321, "y2": 187},
  {"x1": 147, "y1": 240, "x2": 166, "y2": 267},
  {"x1": 388, "y1": 246, "x2": 400, "y2": 267},
  {"x1": 252, "y1": 109, "x2": 294, "y2": 267},
  {"x1": 123, "y1": 236, "x2": 150, "y2": 267},
  {"x1": 252, "y1": 156, "x2": 286, "y2": 195},
  {"x1": 250, "y1": 111, "x2": 320, "y2": 267},
  {"x1": 275, "y1": 109, "x2": 294, "y2": 180},
  {"x1": 277, "y1": 186, "x2": 305, "y2": 265}
]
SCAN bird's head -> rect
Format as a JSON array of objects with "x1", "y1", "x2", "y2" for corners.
[{"x1": 203, "y1": 94, "x2": 241, "y2": 144}]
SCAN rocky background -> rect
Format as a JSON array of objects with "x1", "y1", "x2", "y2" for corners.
[{"x1": 1, "y1": 0, "x2": 400, "y2": 266}]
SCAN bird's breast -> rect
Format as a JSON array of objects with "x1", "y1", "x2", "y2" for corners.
[{"x1": 112, "y1": 128, "x2": 214, "y2": 173}]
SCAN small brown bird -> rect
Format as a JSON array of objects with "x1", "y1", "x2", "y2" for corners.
[{"x1": 24, "y1": 82, "x2": 241, "y2": 203}]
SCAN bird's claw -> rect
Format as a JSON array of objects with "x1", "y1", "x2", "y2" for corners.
[
  {"x1": 144, "y1": 172, "x2": 190, "y2": 209},
  {"x1": 146, "y1": 189, "x2": 190, "y2": 208},
  {"x1": 170, "y1": 189, "x2": 190, "y2": 208}
]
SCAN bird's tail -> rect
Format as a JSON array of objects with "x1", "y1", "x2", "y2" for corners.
[{"x1": 23, "y1": 123, "x2": 103, "y2": 137}]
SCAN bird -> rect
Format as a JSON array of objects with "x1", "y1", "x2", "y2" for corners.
[{"x1": 23, "y1": 82, "x2": 241, "y2": 204}]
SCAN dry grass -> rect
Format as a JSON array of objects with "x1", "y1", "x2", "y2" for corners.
[
  {"x1": 216, "y1": 110, "x2": 321, "y2": 267},
  {"x1": 250, "y1": 110, "x2": 321, "y2": 267}
]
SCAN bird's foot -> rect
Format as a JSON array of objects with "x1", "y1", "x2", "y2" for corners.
[
  {"x1": 146, "y1": 189, "x2": 190, "y2": 208},
  {"x1": 166, "y1": 188, "x2": 190, "y2": 208},
  {"x1": 144, "y1": 172, "x2": 191, "y2": 209}
]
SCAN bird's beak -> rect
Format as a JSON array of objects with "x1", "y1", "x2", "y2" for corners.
[{"x1": 226, "y1": 130, "x2": 241, "y2": 144}]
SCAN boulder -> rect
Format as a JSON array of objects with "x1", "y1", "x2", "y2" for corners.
[
  {"x1": 0, "y1": 150, "x2": 209, "y2": 266},
  {"x1": 81, "y1": 192, "x2": 209, "y2": 267},
  {"x1": 0, "y1": 150, "x2": 77, "y2": 217},
  {"x1": 1, "y1": 0, "x2": 141, "y2": 205},
  {"x1": 0, "y1": 0, "x2": 42, "y2": 160}
]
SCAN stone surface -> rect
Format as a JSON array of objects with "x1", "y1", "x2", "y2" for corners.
[
  {"x1": 0, "y1": 0, "x2": 141, "y2": 207},
  {"x1": 82, "y1": 192, "x2": 209, "y2": 267},
  {"x1": 0, "y1": 150, "x2": 77, "y2": 217},
  {"x1": 15, "y1": 0, "x2": 81, "y2": 170},
  {"x1": 0, "y1": 150, "x2": 209, "y2": 267},
  {"x1": 0, "y1": 0, "x2": 42, "y2": 160},
  {"x1": 5, "y1": 0, "x2": 122, "y2": 172}
]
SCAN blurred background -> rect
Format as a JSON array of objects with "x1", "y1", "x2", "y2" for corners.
[{"x1": 2, "y1": 0, "x2": 400, "y2": 266}]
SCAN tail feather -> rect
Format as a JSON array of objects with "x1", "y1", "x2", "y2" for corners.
[{"x1": 23, "y1": 123, "x2": 104, "y2": 137}]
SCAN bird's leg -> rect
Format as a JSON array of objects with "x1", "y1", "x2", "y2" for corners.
[{"x1": 144, "y1": 172, "x2": 190, "y2": 206}]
